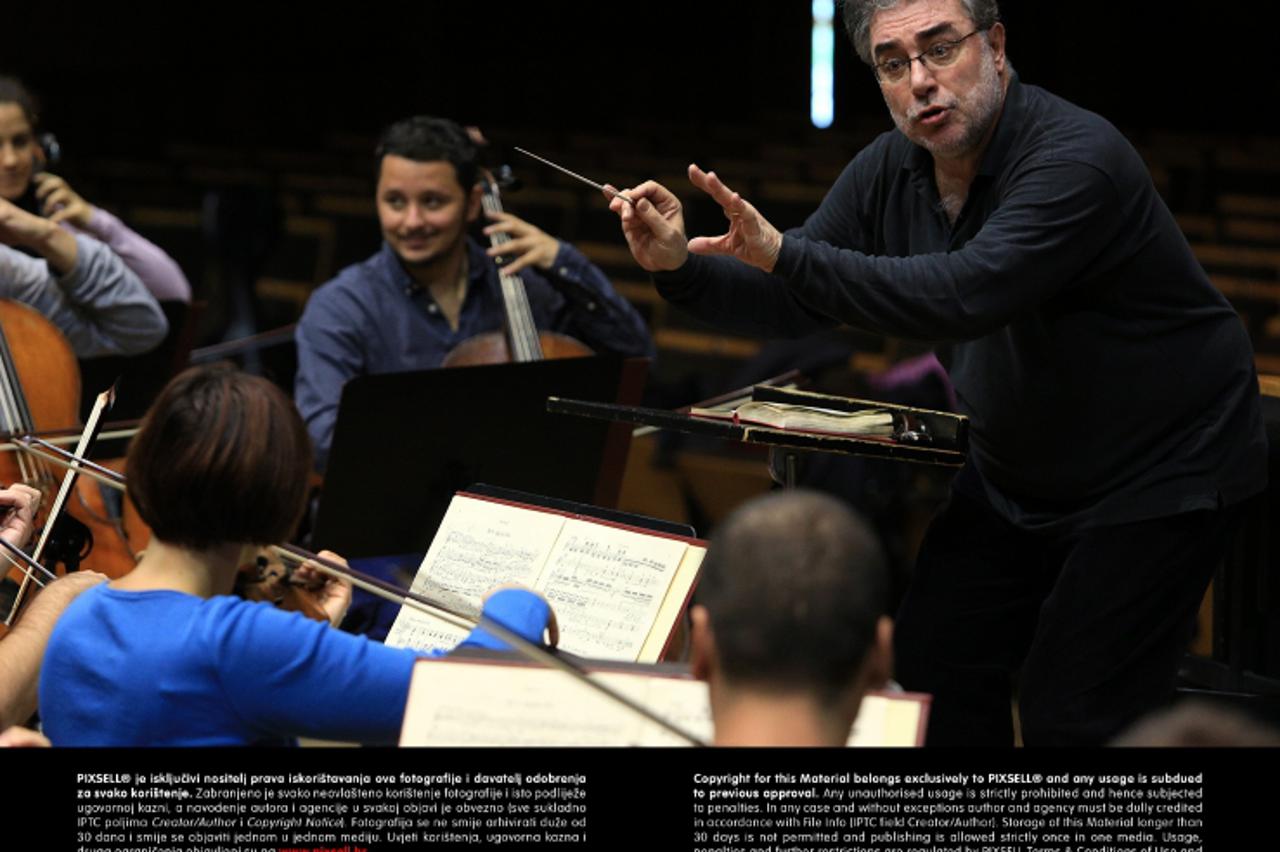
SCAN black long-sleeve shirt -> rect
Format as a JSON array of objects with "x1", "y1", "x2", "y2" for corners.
[{"x1": 656, "y1": 77, "x2": 1265, "y2": 531}]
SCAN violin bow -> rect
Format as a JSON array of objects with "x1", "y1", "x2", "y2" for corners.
[
  {"x1": 29, "y1": 386, "x2": 114, "y2": 565},
  {"x1": 9, "y1": 445, "x2": 708, "y2": 746},
  {"x1": 2, "y1": 386, "x2": 114, "y2": 626},
  {"x1": 0, "y1": 536, "x2": 58, "y2": 589},
  {"x1": 0, "y1": 421, "x2": 140, "y2": 451},
  {"x1": 271, "y1": 544, "x2": 707, "y2": 746}
]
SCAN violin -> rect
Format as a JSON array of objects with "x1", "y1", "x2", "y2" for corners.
[
  {"x1": 234, "y1": 548, "x2": 331, "y2": 623},
  {"x1": 441, "y1": 166, "x2": 594, "y2": 367},
  {"x1": 23, "y1": 443, "x2": 706, "y2": 745},
  {"x1": 8, "y1": 437, "x2": 338, "y2": 624}
]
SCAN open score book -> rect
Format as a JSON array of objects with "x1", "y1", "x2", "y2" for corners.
[
  {"x1": 384, "y1": 492, "x2": 705, "y2": 662},
  {"x1": 690, "y1": 400, "x2": 896, "y2": 438},
  {"x1": 400, "y1": 658, "x2": 931, "y2": 747}
]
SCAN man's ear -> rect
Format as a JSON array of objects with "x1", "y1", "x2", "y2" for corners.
[
  {"x1": 987, "y1": 22, "x2": 1006, "y2": 73},
  {"x1": 689, "y1": 605, "x2": 717, "y2": 682},
  {"x1": 861, "y1": 616, "x2": 894, "y2": 691},
  {"x1": 466, "y1": 182, "x2": 484, "y2": 224}
]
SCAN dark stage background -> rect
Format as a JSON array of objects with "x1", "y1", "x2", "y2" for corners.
[
  {"x1": 6, "y1": 3, "x2": 1273, "y2": 149},
  {"x1": 5, "y1": 5, "x2": 1278, "y2": 683}
]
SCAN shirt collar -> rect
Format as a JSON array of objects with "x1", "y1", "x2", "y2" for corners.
[{"x1": 377, "y1": 241, "x2": 417, "y2": 295}]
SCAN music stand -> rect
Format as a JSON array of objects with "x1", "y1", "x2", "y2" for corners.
[
  {"x1": 313, "y1": 356, "x2": 646, "y2": 559},
  {"x1": 548, "y1": 384, "x2": 968, "y2": 487}
]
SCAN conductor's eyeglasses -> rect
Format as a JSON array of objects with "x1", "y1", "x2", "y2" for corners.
[{"x1": 873, "y1": 29, "x2": 986, "y2": 84}]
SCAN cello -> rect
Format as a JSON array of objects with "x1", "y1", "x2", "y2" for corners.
[
  {"x1": 441, "y1": 166, "x2": 594, "y2": 367},
  {"x1": 0, "y1": 300, "x2": 140, "y2": 627}
]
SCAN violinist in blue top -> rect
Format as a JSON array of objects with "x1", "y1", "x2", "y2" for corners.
[{"x1": 39, "y1": 364, "x2": 555, "y2": 746}]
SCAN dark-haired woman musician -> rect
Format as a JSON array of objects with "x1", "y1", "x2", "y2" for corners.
[
  {"x1": 0, "y1": 76, "x2": 170, "y2": 358},
  {"x1": 0, "y1": 75, "x2": 190, "y2": 306},
  {"x1": 38, "y1": 364, "x2": 552, "y2": 745}
]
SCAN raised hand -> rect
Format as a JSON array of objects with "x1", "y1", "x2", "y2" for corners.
[
  {"x1": 32, "y1": 173, "x2": 95, "y2": 228},
  {"x1": 292, "y1": 550, "x2": 353, "y2": 628},
  {"x1": 685, "y1": 165, "x2": 782, "y2": 273},
  {"x1": 606, "y1": 180, "x2": 688, "y2": 272}
]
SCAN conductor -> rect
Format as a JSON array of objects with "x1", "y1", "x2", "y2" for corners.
[{"x1": 608, "y1": 0, "x2": 1266, "y2": 745}]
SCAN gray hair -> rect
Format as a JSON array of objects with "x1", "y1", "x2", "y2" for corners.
[{"x1": 842, "y1": 0, "x2": 1002, "y2": 65}]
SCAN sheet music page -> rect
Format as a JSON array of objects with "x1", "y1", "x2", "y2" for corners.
[
  {"x1": 621, "y1": 673, "x2": 714, "y2": 746},
  {"x1": 848, "y1": 692, "x2": 928, "y2": 747},
  {"x1": 385, "y1": 496, "x2": 566, "y2": 654},
  {"x1": 384, "y1": 616, "x2": 469, "y2": 657},
  {"x1": 400, "y1": 661, "x2": 711, "y2": 746},
  {"x1": 638, "y1": 544, "x2": 706, "y2": 662},
  {"x1": 535, "y1": 519, "x2": 688, "y2": 660},
  {"x1": 400, "y1": 663, "x2": 928, "y2": 747},
  {"x1": 383, "y1": 593, "x2": 475, "y2": 656}
]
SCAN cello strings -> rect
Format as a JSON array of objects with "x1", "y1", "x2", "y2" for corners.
[
  {"x1": 484, "y1": 192, "x2": 531, "y2": 360},
  {"x1": 0, "y1": 326, "x2": 41, "y2": 625},
  {"x1": 0, "y1": 334, "x2": 35, "y2": 487},
  {"x1": 0, "y1": 330, "x2": 61, "y2": 493},
  {"x1": 482, "y1": 185, "x2": 542, "y2": 362}
]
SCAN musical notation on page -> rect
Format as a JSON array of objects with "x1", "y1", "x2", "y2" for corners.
[
  {"x1": 410, "y1": 498, "x2": 564, "y2": 600},
  {"x1": 401, "y1": 660, "x2": 931, "y2": 747},
  {"x1": 538, "y1": 520, "x2": 687, "y2": 659},
  {"x1": 386, "y1": 497, "x2": 564, "y2": 653},
  {"x1": 385, "y1": 493, "x2": 704, "y2": 663},
  {"x1": 402, "y1": 662, "x2": 712, "y2": 746}
]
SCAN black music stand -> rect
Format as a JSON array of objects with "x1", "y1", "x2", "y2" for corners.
[
  {"x1": 313, "y1": 356, "x2": 646, "y2": 559},
  {"x1": 548, "y1": 384, "x2": 968, "y2": 487}
]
